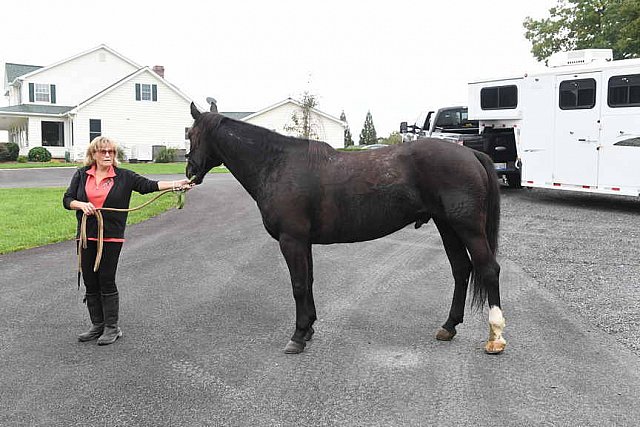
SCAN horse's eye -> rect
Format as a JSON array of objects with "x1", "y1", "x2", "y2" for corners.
[{"x1": 185, "y1": 153, "x2": 190, "y2": 159}]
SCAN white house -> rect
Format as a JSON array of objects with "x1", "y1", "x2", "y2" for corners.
[
  {"x1": 222, "y1": 98, "x2": 347, "y2": 149},
  {"x1": 1, "y1": 45, "x2": 196, "y2": 160}
]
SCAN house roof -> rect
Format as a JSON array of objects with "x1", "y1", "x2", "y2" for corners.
[
  {"x1": 241, "y1": 98, "x2": 345, "y2": 126},
  {"x1": 0, "y1": 104, "x2": 74, "y2": 115},
  {"x1": 11, "y1": 44, "x2": 141, "y2": 83},
  {"x1": 221, "y1": 112, "x2": 255, "y2": 120},
  {"x1": 5, "y1": 63, "x2": 43, "y2": 85}
]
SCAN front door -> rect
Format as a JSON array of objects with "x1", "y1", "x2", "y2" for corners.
[{"x1": 553, "y1": 72, "x2": 601, "y2": 187}]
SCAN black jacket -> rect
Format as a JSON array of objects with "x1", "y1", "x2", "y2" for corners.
[{"x1": 63, "y1": 166, "x2": 159, "y2": 239}]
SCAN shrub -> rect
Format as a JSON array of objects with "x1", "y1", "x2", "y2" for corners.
[
  {"x1": 0, "y1": 142, "x2": 20, "y2": 161},
  {"x1": 17, "y1": 156, "x2": 28, "y2": 163},
  {"x1": 28, "y1": 147, "x2": 52, "y2": 162},
  {"x1": 155, "y1": 147, "x2": 177, "y2": 163}
]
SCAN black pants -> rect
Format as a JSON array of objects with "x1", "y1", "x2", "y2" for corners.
[{"x1": 80, "y1": 240, "x2": 123, "y2": 295}]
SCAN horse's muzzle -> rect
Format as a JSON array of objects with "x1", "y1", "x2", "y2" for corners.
[{"x1": 186, "y1": 163, "x2": 203, "y2": 185}]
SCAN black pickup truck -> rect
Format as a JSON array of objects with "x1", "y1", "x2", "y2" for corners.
[{"x1": 400, "y1": 106, "x2": 520, "y2": 188}]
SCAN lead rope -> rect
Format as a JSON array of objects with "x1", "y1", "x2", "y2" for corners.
[{"x1": 77, "y1": 188, "x2": 187, "y2": 288}]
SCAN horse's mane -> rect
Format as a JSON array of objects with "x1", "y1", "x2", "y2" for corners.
[{"x1": 211, "y1": 114, "x2": 336, "y2": 167}]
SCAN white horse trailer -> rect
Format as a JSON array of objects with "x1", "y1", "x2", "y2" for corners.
[{"x1": 469, "y1": 49, "x2": 640, "y2": 196}]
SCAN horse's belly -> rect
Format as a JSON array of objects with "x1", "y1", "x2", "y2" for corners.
[{"x1": 313, "y1": 200, "x2": 421, "y2": 244}]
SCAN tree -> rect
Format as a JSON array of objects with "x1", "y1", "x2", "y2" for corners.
[
  {"x1": 340, "y1": 110, "x2": 354, "y2": 147},
  {"x1": 358, "y1": 111, "x2": 377, "y2": 146},
  {"x1": 378, "y1": 132, "x2": 403, "y2": 145},
  {"x1": 524, "y1": 0, "x2": 640, "y2": 61},
  {"x1": 284, "y1": 91, "x2": 320, "y2": 140}
]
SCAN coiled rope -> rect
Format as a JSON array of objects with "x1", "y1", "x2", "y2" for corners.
[{"x1": 77, "y1": 188, "x2": 186, "y2": 285}]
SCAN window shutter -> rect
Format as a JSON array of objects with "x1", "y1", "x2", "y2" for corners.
[
  {"x1": 50, "y1": 84, "x2": 56, "y2": 104},
  {"x1": 135, "y1": 83, "x2": 141, "y2": 101},
  {"x1": 152, "y1": 84, "x2": 157, "y2": 101},
  {"x1": 29, "y1": 83, "x2": 35, "y2": 102}
]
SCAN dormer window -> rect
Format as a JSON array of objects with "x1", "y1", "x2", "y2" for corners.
[
  {"x1": 28, "y1": 83, "x2": 57, "y2": 104},
  {"x1": 135, "y1": 83, "x2": 158, "y2": 102}
]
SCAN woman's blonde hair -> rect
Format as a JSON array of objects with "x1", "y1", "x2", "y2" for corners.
[{"x1": 84, "y1": 136, "x2": 120, "y2": 167}]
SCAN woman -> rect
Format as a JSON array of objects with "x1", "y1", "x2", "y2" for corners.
[{"x1": 63, "y1": 136, "x2": 192, "y2": 345}]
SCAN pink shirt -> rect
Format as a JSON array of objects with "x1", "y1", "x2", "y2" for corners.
[{"x1": 85, "y1": 165, "x2": 124, "y2": 242}]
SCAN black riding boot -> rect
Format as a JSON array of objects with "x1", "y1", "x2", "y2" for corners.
[
  {"x1": 97, "y1": 292, "x2": 122, "y2": 346},
  {"x1": 78, "y1": 293, "x2": 104, "y2": 342}
]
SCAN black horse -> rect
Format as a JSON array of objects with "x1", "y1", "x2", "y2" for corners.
[{"x1": 186, "y1": 102, "x2": 506, "y2": 355}]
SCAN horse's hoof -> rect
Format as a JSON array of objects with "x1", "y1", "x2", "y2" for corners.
[
  {"x1": 304, "y1": 326, "x2": 315, "y2": 341},
  {"x1": 484, "y1": 339, "x2": 506, "y2": 354},
  {"x1": 436, "y1": 328, "x2": 456, "y2": 341},
  {"x1": 284, "y1": 340, "x2": 305, "y2": 354}
]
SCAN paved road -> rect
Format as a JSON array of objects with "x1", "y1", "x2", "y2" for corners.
[{"x1": 1, "y1": 174, "x2": 639, "y2": 426}]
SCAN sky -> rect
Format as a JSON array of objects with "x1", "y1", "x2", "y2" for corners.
[{"x1": 2, "y1": 0, "x2": 557, "y2": 139}]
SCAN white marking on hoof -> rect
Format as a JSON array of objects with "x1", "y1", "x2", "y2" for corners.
[{"x1": 486, "y1": 306, "x2": 507, "y2": 353}]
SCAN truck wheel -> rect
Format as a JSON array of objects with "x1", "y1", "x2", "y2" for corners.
[{"x1": 506, "y1": 173, "x2": 522, "y2": 189}]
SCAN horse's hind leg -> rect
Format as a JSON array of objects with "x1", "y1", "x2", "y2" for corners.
[
  {"x1": 465, "y1": 236, "x2": 506, "y2": 354},
  {"x1": 278, "y1": 234, "x2": 314, "y2": 354},
  {"x1": 434, "y1": 219, "x2": 472, "y2": 341}
]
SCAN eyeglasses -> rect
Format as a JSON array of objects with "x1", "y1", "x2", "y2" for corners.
[{"x1": 96, "y1": 149, "x2": 116, "y2": 156}]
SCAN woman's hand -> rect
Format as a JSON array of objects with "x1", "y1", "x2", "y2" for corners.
[
  {"x1": 75, "y1": 201, "x2": 97, "y2": 215},
  {"x1": 172, "y1": 179, "x2": 195, "y2": 191},
  {"x1": 158, "y1": 179, "x2": 196, "y2": 192}
]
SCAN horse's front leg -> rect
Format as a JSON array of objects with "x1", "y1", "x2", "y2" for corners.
[{"x1": 278, "y1": 234, "x2": 313, "y2": 354}]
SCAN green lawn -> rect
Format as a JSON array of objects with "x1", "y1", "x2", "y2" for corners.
[
  {"x1": 0, "y1": 162, "x2": 83, "y2": 169},
  {"x1": 0, "y1": 187, "x2": 184, "y2": 254}
]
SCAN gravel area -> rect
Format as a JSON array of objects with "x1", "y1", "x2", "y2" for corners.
[{"x1": 499, "y1": 186, "x2": 640, "y2": 355}]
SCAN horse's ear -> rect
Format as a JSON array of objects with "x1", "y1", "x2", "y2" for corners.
[{"x1": 190, "y1": 102, "x2": 202, "y2": 120}]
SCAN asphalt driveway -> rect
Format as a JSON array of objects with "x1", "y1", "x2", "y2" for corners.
[
  {"x1": 0, "y1": 166, "x2": 185, "y2": 188},
  {"x1": 1, "y1": 174, "x2": 639, "y2": 426}
]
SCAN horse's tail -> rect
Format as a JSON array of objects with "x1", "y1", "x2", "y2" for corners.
[{"x1": 471, "y1": 150, "x2": 501, "y2": 309}]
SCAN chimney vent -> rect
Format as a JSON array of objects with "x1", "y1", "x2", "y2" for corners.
[{"x1": 152, "y1": 65, "x2": 165, "y2": 78}]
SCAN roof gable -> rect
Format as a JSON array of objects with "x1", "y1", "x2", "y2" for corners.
[
  {"x1": 71, "y1": 67, "x2": 194, "y2": 113},
  {"x1": 243, "y1": 98, "x2": 345, "y2": 125},
  {"x1": 15, "y1": 44, "x2": 141, "y2": 82}
]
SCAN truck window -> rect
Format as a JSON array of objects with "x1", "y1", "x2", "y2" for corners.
[
  {"x1": 480, "y1": 85, "x2": 518, "y2": 110},
  {"x1": 433, "y1": 108, "x2": 478, "y2": 133},
  {"x1": 608, "y1": 74, "x2": 640, "y2": 107},
  {"x1": 559, "y1": 78, "x2": 596, "y2": 109}
]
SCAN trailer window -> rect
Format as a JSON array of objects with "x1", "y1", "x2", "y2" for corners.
[
  {"x1": 608, "y1": 74, "x2": 640, "y2": 107},
  {"x1": 480, "y1": 85, "x2": 518, "y2": 110},
  {"x1": 559, "y1": 78, "x2": 596, "y2": 109}
]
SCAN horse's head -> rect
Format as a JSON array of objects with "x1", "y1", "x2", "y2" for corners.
[{"x1": 186, "y1": 102, "x2": 223, "y2": 184}]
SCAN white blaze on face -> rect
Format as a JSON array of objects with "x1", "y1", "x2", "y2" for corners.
[{"x1": 488, "y1": 306, "x2": 506, "y2": 344}]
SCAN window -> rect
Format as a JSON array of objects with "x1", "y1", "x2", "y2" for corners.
[
  {"x1": 141, "y1": 84, "x2": 151, "y2": 100},
  {"x1": 608, "y1": 74, "x2": 640, "y2": 107},
  {"x1": 35, "y1": 84, "x2": 50, "y2": 102},
  {"x1": 90, "y1": 119, "x2": 102, "y2": 142},
  {"x1": 135, "y1": 83, "x2": 158, "y2": 102},
  {"x1": 480, "y1": 85, "x2": 518, "y2": 110},
  {"x1": 29, "y1": 83, "x2": 56, "y2": 103},
  {"x1": 559, "y1": 78, "x2": 596, "y2": 109},
  {"x1": 41, "y1": 121, "x2": 64, "y2": 147}
]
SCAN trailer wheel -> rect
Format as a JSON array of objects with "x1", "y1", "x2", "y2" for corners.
[{"x1": 506, "y1": 173, "x2": 522, "y2": 189}]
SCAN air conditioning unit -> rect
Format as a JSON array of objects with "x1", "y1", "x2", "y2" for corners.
[
  {"x1": 548, "y1": 49, "x2": 613, "y2": 68},
  {"x1": 130, "y1": 144, "x2": 152, "y2": 162}
]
